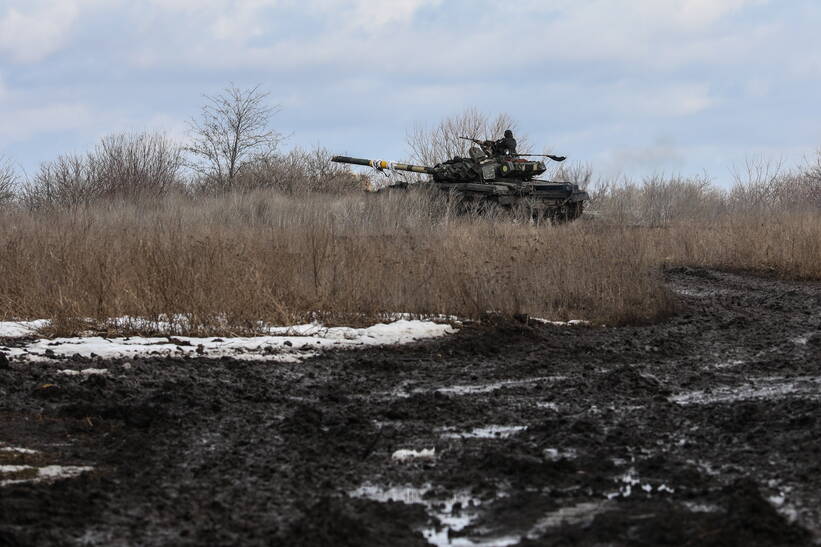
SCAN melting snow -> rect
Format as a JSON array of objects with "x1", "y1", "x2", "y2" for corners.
[
  {"x1": 0, "y1": 464, "x2": 93, "y2": 487},
  {"x1": 544, "y1": 448, "x2": 577, "y2": 461},
  {"x1": 441, "y1": 426, "x2": 527, "y2": 440},
  {"x1": 2, "y1": 320, "x2": 457, "y2": 363},
  {"x1": 671, "y1": 376, "x2": 821, "y2": 405},
  {"x1": 0, "y1": 320, "x2": 50, "y2": 338},
  {"x1": 392, "y1": 448, "x2": 436, "y2": 462},
  {"x1": 683, "y1": 501, "x2": 721, "y2": 513},
  {"x1": 531, "y1": 501, "x2": 611, "y2": 532},
  {"x1": 532, "y1": 319, "x2": 591, "y2": 327},
  {"x1": 58, "y1": 368, "x2": 109, "y2": 376},
  {"x1": 0, "y1": 445, "x2": 39, "y2": 455},
  {"x1": 605, "y1": 468, "x2": 674, "y2": 499},
  {"x1": 436, "y1": 376, "x2": 567, "y2": 396}
]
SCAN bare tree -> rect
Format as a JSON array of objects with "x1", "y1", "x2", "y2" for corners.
[
  {"x1": 0, "y1": 155, "x2": 17, "y2": 205},
  {"x1": 406, "y1": 107, "x2": 528, "y2": 167},
  {"x1": 187, "y1": 85, "x2": 282, "y2": 190}
]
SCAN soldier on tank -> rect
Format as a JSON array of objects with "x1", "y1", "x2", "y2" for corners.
[{"x1": 493, "y1": 130, "x2": 517, "y2": 157}]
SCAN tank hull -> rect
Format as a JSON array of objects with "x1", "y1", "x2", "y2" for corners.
[{"x1": 435, "y1": 181, "x2": 588, "y2": 221}]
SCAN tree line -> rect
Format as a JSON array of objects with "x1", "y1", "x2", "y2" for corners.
[{"x1": 0, "y1": 85, "x2": 364, "y2": 210}]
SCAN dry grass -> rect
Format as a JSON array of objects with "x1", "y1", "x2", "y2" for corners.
[
  {"x1": 660, "y1": 213, "x2": 821, "y2": 280},
  {"x1": 0, "y1": 189, "x2": 670, "y2": 335},
  {"x1": 1, "y1": 177, "x2": 818, "y2": 336}
]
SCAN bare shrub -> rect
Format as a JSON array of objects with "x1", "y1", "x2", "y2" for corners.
[
  {"x1": 20, "y1": 153, "x2": 97, "y2": 210},
  {"x1": 187, "y1": 84, "x2": 282, "y2": 190},
  {"x1": 728, "y1": 154, "x2": 821, "y2": 214},
  {"x1": 0, "y1": 155, "x2": 17, "y2": 205},
  {"x1": 20, "y1": 133, "x2": 184, "y2": 210},
  {"x1": 589, "y1": 174, "x2": 725, "y2": 225},
  {"x1": 94, "y1": 133, "x2": 184, "y2": 199},
  {"x1": 228, "y1": 146, "x2": 365, "y2": 195},
  {"x1": 406, "y1": 107, "x2": 528, "y2": 166}
]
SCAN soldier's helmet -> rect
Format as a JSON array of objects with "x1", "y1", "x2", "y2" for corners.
[{"x1": 504, "y1": 129, "x2": 513, "y2": 138}]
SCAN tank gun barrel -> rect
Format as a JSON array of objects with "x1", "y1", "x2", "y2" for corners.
[
  {"x1": 513, "y1": 154, "x2": 567, "y2": 162},
  {"x1": 331, "y1": 155, "x2": 435, "y2": 175}
]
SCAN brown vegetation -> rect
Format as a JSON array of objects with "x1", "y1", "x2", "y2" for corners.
[
  {"x1": 1, "y1": 166, "x2": 818, "y2": 336},
  {"x1": 0, "y1": 189, "x2": 670, "y2": 335}
]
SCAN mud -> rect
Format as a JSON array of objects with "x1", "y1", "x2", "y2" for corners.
[{"x1": 1, "y1": 268, "x2": 820, "y2": 546}]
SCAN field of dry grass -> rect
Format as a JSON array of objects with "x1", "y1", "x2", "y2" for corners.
[{"x1": 1, "y1": 176, "x2": 818, "y2": 336}]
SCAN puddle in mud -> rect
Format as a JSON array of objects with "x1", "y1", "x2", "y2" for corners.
[
  {"x1": 440, "y1": 426, "x2": 527, "y2": 440},
  {"x1": 349, "y1": 484, "x2": 518, "y2": 547},
  {"x1": 435, "y1": 377, "x2": 567, "y2": 396},
  {"x1": 671, "y1": 376, "x2": 821, "y2": 405}
]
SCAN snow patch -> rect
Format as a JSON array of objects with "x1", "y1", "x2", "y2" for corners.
[
  {"x1": 532, "y1": 319, "x2": 591, "y2": 327},
  {"x1": 4, "y1": 319, "x2": 457, "y2": 363},
  {"x1": 58, "y1": 368, "x2": 109, "y2": 376},
  {"x1": 441, "y1": 426, "x2": 526, "y2": 440},
  {"x1": 37, "y1": 465, "x2": 94, "y2": 479},
  {"x1": 532, "y1": 501, "x2": 611, "y2": 532},
  {"x1": 605, "y1": 468, "x2": 674, "y2": 499},
  {"x1": 683, "y1": 501, "x2": 721, "y2": 513},
  {"x1": 1, "y1": 464, "x2": 93, "y2": 487},
  {"x1": 436, "y1": 376, "x2": 567, "y2": 396},
  {"x1": 671, "y1": 376, "x2": 821, "y2": 405},
  {"x1": 0, "y1": 320, "x2": 49, "y2": 338},
  {"x1": 0, "y1": 445, "x2": 39, "y2": 455},
  {"x1": 544, "y1": 448, "x2": 578, "y2": 461},
  {"x1": 392, "y1": 448, "x2": 436, "y2": 462}
]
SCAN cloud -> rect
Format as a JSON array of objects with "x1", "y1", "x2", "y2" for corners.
[
  {"x1": 609, "y1": 83, "x2": 716, "y2": 117},
  {"x1": 117, "y1": 0, "x2": 774, "y2": 81},
  {"x1": 342, "y1": 0, "x2": 443, "y2": 25},
  {"x1": 0, "y1": 1, "x2": 98, "y2": 63}
]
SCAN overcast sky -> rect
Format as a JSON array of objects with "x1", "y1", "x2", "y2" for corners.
[{"x1": 1, "y1": 0, "x2": 819, "y2": 184}]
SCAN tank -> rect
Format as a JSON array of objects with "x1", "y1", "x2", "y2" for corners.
[{"x1": 331, "y1": 139, "x2": 588, "y2": 221}]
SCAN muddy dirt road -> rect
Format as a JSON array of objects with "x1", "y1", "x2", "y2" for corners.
[{"x1": 2, "y1": 268, "x2": 820, "y2": 546}]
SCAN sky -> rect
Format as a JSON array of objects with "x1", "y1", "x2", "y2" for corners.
[{"x1": 1, "y1": 0, "x2": 820, "y2": 185}]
